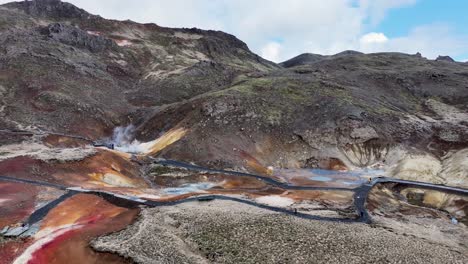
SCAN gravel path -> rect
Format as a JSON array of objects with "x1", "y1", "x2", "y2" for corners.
[{"x1": 93, "y1": 199, "x2": 468, "y2": 264}]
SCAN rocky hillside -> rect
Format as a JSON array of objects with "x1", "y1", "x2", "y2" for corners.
[
  {"x1": 133, "y1": 50, "x2": 467, "y2": 185},
  {"x1": 0, "y1": 0, "x2": 277, "y2": 137},
  {"x1": 1, "y1": 0, "x2": 467, "y2": 186}
]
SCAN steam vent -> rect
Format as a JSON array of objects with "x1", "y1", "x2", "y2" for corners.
[{"x1": 0, "y1": 0, "x2": 467, "y2": 263}]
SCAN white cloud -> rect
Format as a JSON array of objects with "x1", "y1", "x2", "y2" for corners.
[
  {"x1": 261, "y1": 42, "x2": 282, "y2": 62},
  {"x1": 0, "y1": 0, "x2": 466, "y2": 62},
  {"x1": 356, "y1": 24, "x2": 468, "y2": 59},
  {"x1": 358, "y1": 0, "x2": 418, "y2": 26},
  {"x1": 360, "y1": 32, "x2": 389, "y2": 44}
]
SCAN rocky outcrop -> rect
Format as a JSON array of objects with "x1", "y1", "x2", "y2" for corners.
[
  {"x1": 436, "y1": 55, "x2": 455, "y2": 62},
  {"x1": 4, "y1": 0, "x2": 93, "y2": 19},
  {"x1": 43, "y1": 23, "x2": 117, "y2": 52}
]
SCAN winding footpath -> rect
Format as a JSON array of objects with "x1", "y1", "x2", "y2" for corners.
[
  {"x1": 153, "y1": 159, "x2": 468, "y2": 223},
  {"x1": 1, "y1": 128, "x2": 468, "y2": 234},
  {"x1": 1, "y1": 159, "x2": 468, "y2": 237}
]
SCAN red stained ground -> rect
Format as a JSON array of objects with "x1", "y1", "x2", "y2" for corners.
[
  {"x1": 3, "y1": 194, "x2": 138, "y2": 264},
  {"x1": 0, "y1": 150, "x2": 146, "y2": 189},
  {"x1": 0, "y1": 157, "x2": 52, "y2": 184},
  {"x1": 0, "y1": 239, "x2": 33, "y2": 264},
  {"x1": 0, "y1": 182, "x2": 38, "y2": 228}
]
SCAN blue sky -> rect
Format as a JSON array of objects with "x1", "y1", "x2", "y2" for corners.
[
  {"x1": 376, "y1": 0, "x2": 467, "y2": 37},
  {"x1": 375, "y1": 0, "x2": 468, "y2": 61},
  {"x1": 1, "y1": 0, "x2": 466, "y2": 62}
]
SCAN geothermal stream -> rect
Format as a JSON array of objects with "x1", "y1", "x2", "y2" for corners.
[
  {"x1": 1, "y1": 127, "x2": 468, "y2": 263},
  {"x1": 2, "y1": 171, "x2": 467, "y2": 229},
  {"x1": 1, "y1": 126, "x2": 468, "y2": 225},
  {"x1": 2, "y1": 151, "x2": 468, "y2": 228}
]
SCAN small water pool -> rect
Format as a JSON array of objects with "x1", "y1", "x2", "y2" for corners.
[
  {"x1": 161, "y1": 182, "x2": 216, "y2": 195},
  {"x1": 310, "y1": 176, "x2": 332, "y2": 182}
]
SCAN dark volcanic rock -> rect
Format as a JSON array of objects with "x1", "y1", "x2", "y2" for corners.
[
  {"x1": 333, "y1": 50, "x2": 363, "y2": 57},
  {"x1": 436, "y1": 55, "x2": 455, "y2": 62},
  {"x1": 280, "y1": 53, "x2": 326, "y2": 67},
  {"x1": 4, "y1": 0, "x2": 93, "y2": 19},
  {"x1": 43, "y1": 23, "x2": 117, "y2": 52}
]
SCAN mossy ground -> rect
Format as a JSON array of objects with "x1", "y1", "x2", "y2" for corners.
[{"x1": 147, "y1": 165, "x2": 190, "y2": 177}]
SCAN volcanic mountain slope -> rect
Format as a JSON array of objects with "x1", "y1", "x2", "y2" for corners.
[
  {"x1": 136, "y1": 52, "x2": 468, "y2": 185},
  {"x1": 279, "y1": 50, "x2": 364, "y2": 67},
  {"x1": 0, "y1": 0, "x2": 468, "y2": 184},
  {"x1": 0, "y1": 0, "x2": 276, "y2": 137}
]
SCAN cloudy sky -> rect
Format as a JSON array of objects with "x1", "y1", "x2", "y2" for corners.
[{"x1": 3, "y1": 0, "x2": 467, "y2": 62}]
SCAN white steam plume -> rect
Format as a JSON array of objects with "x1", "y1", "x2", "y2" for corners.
[{"x1": 111, "y1": 125, "x2": 146, "y2": 153}]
